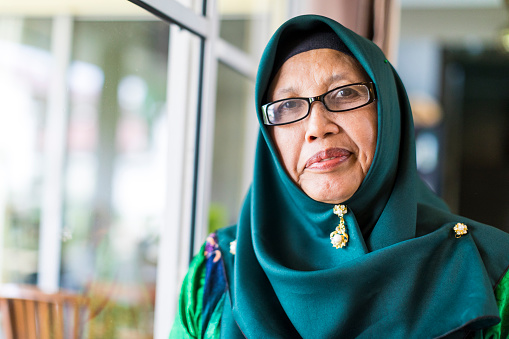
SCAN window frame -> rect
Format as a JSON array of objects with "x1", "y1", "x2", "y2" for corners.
[{"x1": 126, "y1": 0, "x2": 260, "y2": 337}]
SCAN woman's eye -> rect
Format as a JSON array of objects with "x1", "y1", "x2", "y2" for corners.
[
  {"x1": 281, "y1": 100, "x2": 300, "y2": 110},
  {"x1": 337, "y1": 88, "x2": 356, "y2": 98}
]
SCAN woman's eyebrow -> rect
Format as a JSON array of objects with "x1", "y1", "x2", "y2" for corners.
[
  {"x1": 271, "y1": 73, "x2": 351, "y2": 100},
  {"x1": 274, "y1": 87, "x2": 297, "y2": 96},
  {"x1": 327, "y1": 73, "x2": 349, "y2": 84},
  {"x1": 271, "y1": 86, "x2": 300, "y2": 101}
]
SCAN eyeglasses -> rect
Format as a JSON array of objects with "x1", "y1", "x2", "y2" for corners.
[{"x1": 261, "y1": 82, "x2": 376, "y2": 126}]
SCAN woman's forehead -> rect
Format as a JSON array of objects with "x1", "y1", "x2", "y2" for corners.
[{"x1": 268, "y1": 49, "x2": 368, "y2": 99}]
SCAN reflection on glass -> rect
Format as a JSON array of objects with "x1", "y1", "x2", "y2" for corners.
[
  {"x1": 175, "y1": 0, "x2": 204, "y2": 15},
  {"x1": 219, "y1": 0, "x2": 288, "y2": 54},
  {"x1": 61, "y1": 20, "x2": 169, "y2": 337},
  {"x1": 210, "y1": 62, "x2": 255, "y2": 232},
  {"x1": 416, "y1": 132, "x2": 439, "y2": 175},
  {"x1": 0, "y1": 18, "x2": 52, "y2": 285}
]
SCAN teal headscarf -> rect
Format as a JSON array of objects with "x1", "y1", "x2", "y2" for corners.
[{"x1": 217, "y1": 15, "x2": 509, "y2": 338}]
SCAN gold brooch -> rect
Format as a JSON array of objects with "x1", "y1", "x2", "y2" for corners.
[
  {"x1": 330, "y1": 205, "x2": 348, "y2": 249},
  {"x1": 453, "y1": 223, "x2": 468, "y2": 238}
]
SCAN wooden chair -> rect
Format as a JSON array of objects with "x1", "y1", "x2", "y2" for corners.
[{"x1": 0, "y1": 284, "x2": 89, "y2": 339}]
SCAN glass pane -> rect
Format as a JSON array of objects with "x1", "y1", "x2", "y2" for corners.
[
  {"x1": 0, "y1": 18, "x2": 52, "y2": 284},
  {"x1": 176, "y1": 0, "x2": 204, "y2": 15},
  {"x1": 210, "y1": 62, "x2": 255, "y2": 232},
  {"x1": 61, "y1": 20, "x2": 169, "y2": 337},
  {"x1": 218, "y1": 0, "x2": 288, "y2": 54}
]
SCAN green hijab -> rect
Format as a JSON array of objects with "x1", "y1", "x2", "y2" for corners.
[{"x1": 217, "y1": 15, "x2": 509, "y2": 338}]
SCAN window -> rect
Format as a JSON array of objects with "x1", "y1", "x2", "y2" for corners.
[
  {"x1": 210, "y1": 62, "x2": 255, "y2": 231},
  {"x1": 0, "y1": 10, "x2": 171, "y2": 338},
  {"x1": 0, "y1": 0, "x2": 290, "y2": 337}
]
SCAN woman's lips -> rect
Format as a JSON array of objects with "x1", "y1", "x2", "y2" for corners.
[{"x1": 305, "y1": 148, "x2": 351, "y2": 170}]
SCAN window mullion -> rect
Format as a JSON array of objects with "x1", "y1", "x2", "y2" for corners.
[
  {"x1": 38, "y1": 15, "x2": 73, "y2": 293},
  {"x1": 190, "y1": 0, "x2": 220, "y2": 255},
  {"x1": 216, "y1": 38, "x2": 256, "y2": 80},
  {"x1": 128, "y1": 0, "x2": 210, "y2": 38},
  {"x1": 154, "y1": 24, "x2": 200, "y2": 339}
]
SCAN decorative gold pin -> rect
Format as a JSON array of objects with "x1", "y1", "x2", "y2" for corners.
[
  {"x1": 330, "y1": 205, "x2": 349, "y2": 249},
  {"x1": 453, "y1": 223, "x2": 468, "y2": 238}
]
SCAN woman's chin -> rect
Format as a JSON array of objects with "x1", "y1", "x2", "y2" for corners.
[
  {"x1": 297, "y1": 161, "x2": 368, "y2": 204},
  {"x1": 301, "y1": 183, "x2": 357, "y2": 204}
]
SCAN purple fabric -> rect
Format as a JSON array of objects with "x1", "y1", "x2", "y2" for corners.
[{"x1": 202, "y1": 233, "x2": 227, "y2": 335}]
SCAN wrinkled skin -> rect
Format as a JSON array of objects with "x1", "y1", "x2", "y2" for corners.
[{"x1": 268, "y1": 49, "x2": 377, "y2": 204}]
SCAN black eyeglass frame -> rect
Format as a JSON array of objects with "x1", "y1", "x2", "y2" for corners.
[{"x1": 261, "y1": 82, "x2": 377, "y2": 126}]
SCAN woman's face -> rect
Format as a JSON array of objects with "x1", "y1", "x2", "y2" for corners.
[{"x1": 267, "y1": 49, "x2": 377, "y2": 204}]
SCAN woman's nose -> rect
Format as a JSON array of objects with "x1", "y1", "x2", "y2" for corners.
[{"x1": 304, "y1": 102, "x2": 341, "y2": 142}]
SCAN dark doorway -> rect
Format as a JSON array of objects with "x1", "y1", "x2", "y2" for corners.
[{"x1": 441, "y1": 48, "x2": 509, "y2": 233}]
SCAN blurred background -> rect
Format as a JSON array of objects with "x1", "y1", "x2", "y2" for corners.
[{"x1": 0, "y1": 0, "x2": 508, "y2": 337}]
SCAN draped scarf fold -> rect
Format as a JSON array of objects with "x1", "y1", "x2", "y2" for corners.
[{"x1": 217, "y1": 15, "x2": 509, "y2": 338}]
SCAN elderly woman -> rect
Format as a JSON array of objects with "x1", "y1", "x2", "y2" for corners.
[{"x1": 170, "y1": 15, "x2": 509, "y2": 338}]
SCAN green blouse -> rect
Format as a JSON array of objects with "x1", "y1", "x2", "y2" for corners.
[{"x1": 170, "y1": 241, "x2": 224, "y2": 338}]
